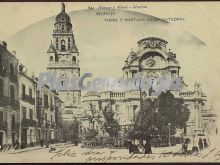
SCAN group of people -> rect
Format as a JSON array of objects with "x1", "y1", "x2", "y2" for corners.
[
  {"x1": 182, "y1": 137, "x2": 209, "y2": 154},
  {"x1": 127, "y1": 139, "x2": 152, "y2": 155},
  {"x1": 198, "y1": 138, "x2": 209, "y2": 150}
]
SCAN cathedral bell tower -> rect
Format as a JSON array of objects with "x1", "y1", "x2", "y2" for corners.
[{"x1": 47, "y1": 3, "x2": 81, "y2": 115}]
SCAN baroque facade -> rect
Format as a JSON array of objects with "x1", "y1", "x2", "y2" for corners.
[{"x1": 82, "y1": 37, "x2": 208, "y2": 139}]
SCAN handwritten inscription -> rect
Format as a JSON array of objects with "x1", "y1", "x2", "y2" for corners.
[{"x1": 48, "y1": 146, "x2": 220, "y2": 163}]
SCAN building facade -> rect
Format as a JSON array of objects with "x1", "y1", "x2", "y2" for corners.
[
  {"x1": 36, "y1": 84, "x2": 63, "y2": 144},
  {"x1": 201, "y1": 104, "x2": 217, "y2": 136},
  {"x1": 0, "y1": 41, "x2": 19, "y2": 147},
  {"x1": 18, "y1": 64, "x2": 37, "y2": 148},
  {"x1": 82, "y1": 37, "x2": 208, "y2": 139}
]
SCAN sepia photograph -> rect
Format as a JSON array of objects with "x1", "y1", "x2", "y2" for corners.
[{"x1": 0, "y1": 1, "x2": 219, "y2": 163}]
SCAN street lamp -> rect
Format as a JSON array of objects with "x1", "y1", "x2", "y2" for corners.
[{"x1": 168, "y1": 122, "x2": 171, "y2": 147}]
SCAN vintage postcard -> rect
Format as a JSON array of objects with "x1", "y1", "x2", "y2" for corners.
[{"x1": 0, "y1": 1, "x2": 219, "y2": 163}]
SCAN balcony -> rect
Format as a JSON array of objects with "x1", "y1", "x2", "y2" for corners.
[
  {"x1": 11, "y1": 123, "x2": 20, "y2": 130},
  {"x1": 10, "y1": 100, "x2": 19, "y2": 110},
  {"x1": 10, "y1": 75, "x2": 17, "y2": 83},
  {"x1": 50, "y1": 105, "x2": 55, "y2": 111},
  {"x1": 51, "y1": 122, "x2": 56, "y2": 129},
  {"x1": 0, "y1": 121, "x2": 7, "y2": 130},
  {"x1": 48, "y1": 61, "x2": 79, "y2": 68},
  {"x1": 0, "y1": 96, "x2": 9, "y2": 106},
  {"x1": 21, "y1": 94, "x2": 35, "y2": 105},
  {"x1": 45, "y1": 120, "x2": 50, "y2": 128},
  {"x1": 0, "y1": 96, "x2": 19, "y2": 110},
  {"x1": 44, "y1": 102, "x2": 49, "y2": 109},
  {"x1": 29, "y1": 97, "x2": 35, "y2": 105},
  {"x1": 37, "y1": 120, "x2": 44, "y2": 127},
  {"x1": 37, "y1": 97, "x2": 43, "y2": 106},
  {"x1": 22, "y1": 119, "x2": 37, "y2": 128}
]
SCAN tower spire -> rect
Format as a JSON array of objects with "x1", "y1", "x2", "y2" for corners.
[{"x1": 61, "y1": 2, "x2": 65, "y2": 12}]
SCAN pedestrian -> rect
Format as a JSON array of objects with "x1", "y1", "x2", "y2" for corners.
[
  {"x1": 127, "y1": 141, "x2": 133, "y2": 154},
  {"x1": 203, "y1": 138, "x2": 208, "y2": 148},
  {"x1": 198, "y1": 138, "x2": 203, "y2": 151},
  {"x1": 40, "y1": 139, "x2": 44, "y2": 147},
  {"x1": 15, "y1": 139, "x2": 20, "y2": 149},
  {"x1": 132, "y1": 143, "x2": 142, "y2": 154},
  {"x1": 144, "y1": 138, "x2": 152, "y2": 154},
  {"x1": 182, "y1": 138, "x2": 190, "y2": 154}
]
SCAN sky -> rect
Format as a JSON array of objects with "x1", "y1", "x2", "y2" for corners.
[{"x1": 0, "y1": 2, "x2": 220, "y2": 122}]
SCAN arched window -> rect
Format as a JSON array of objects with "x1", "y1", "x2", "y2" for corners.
[
  {"x1": 61, "y1": 24, "x2": 64, "y2": 31},
  {"x1": 50, "y1": 56, "x2": 53, "y2": 61},
  {"x1": 0, "y1": 111, "x2": 3, "y2": 126},
  {"x1": 10, "y1": 63, "x2": 14, "y2": 80},
  {"x1": 72, "y1": 56, "x2": 76, "y2": 62},
  {"x1": 0, "y1": 79, "x2": 3, "y2": 99},
  {"x1": 10, "y1": 85, "x2": 15, "y2": 105},
  {"x1": 11, "y1": 113, "x2": 16, "y2": 129},
  {"x1": 61, "y1": 40, "x2": 65, "y2": 51}
]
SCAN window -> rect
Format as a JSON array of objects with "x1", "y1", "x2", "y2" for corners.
[
  {"x1": 61, "y1": 40, "x2": 65, "y2": 51},
  {"x1": 50, "y1": 56, "x2": 53, "y2": 61},
  {"x1": 62, "y1": 24, "x2": 64, "y2": 31},
  {"x1": 50, "y1": 98, "x2": 53, "y2": 107},
  {"x1": 51, "y1": 115, "x2": 53, "y2": 123},
  {"x1": 68, "y1": 38, "x2": 70, "y2": 42},
  {"x1": 22, "y1": 107, "x2": 26, "y2": 120},
  {"x1": 56, "y1": 38, "x2": 58, "y2": 42},
  {"x1": 22, "y1": 84, "x2": 25, "y2": 98},
  {"x1": 12, "y1": 114, "x2": 16, "y2": 129},
  {"x1": 10, "y1": 85, "x2": 15, "y2": 105},
  {"x1": 171, "y1": 70, "x2": 177, "y2": 79},
  {"x1": 72, "y1": 56, "x2": 76, "y2": 62},
  {"x1": 10, "y1": 63, "x2": 14, "y2": 79},
  {"x1": 29, "y1": 88, "x2": 32, "y2": 99},
  {"x1": 45, "y1": 113, "x2": 47, "y2": 120},
  {"x1": 115, "y1": 105, "x2": 119, "y2": 111},
  {"x1": 44, "y1": 94, "x2": 48, "y2": 107},
  {"x1": 29, "y1": 109, "x2": 33, "y2": 120},
  {"x1": 68, "y1": 43, "x2": 70, "y2": 50},
  {"x1": 30, "y1": 130, "x2": 32, "y2": 142},
  {"x1": 0, "y1": 79, "x2": 3, "y2": 98},
  {"x1": 56, "y1": 43, "x2": 58, "y2": 49},
  {"x1": 0, "y1": 111, "x2": 3, "y2": 126},
  {"x1": 132, "y1": 70, "x2": 137, "y2": 78}
]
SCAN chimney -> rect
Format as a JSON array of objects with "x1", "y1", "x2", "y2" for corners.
[
  {"x1": 0, "y1": 41, "x2": 7, "y2": 50},
  {"x1": 12, "y1": 50, "x2": 16, "y2": 56}
]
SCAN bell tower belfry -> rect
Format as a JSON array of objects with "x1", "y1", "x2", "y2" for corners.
[{"x1": 47, "y1": 2, "x2": 81, "y2": 114}]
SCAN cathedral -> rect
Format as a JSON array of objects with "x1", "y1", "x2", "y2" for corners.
[
  {"x1": 82, "y1": 37, "x2": 208, "y2": 139},
  {"x1": 46, "y1": 3, "x2": 213, "y2": 142}
]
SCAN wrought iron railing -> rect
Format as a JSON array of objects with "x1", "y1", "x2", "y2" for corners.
[
  {"x1": 22, "y1": 119, "x2": 37, "y2": 127},
  {"x1": 0, "y1": 121, "x2": 7, "y2": 130},
  {"x1": 45, "y1": 120, "x2": 51, "y2": 128},
  {"x1": 21, "y1": 94, "x2": 35, "y2": 105}
]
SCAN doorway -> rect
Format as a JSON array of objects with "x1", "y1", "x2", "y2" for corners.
[
  {"x1": 21, "y1": 128, "x2": 27, "y2": 148},
  {"x1": 0, "y1": 132, "x2": 3, "y2": 147}
]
